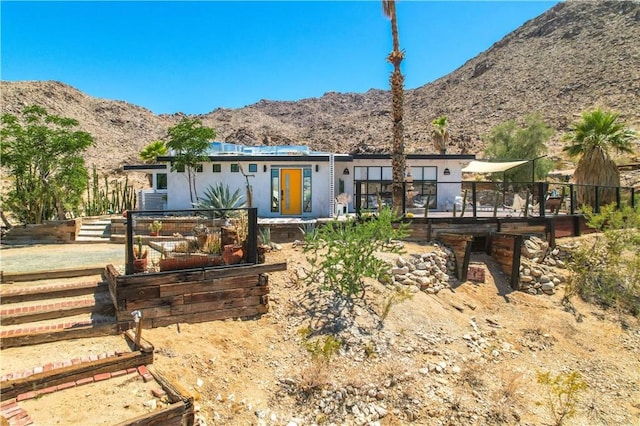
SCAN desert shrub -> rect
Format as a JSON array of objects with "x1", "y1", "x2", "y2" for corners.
[
  {"x1": 303, "y1": 335, "x2": 342, "y2": 363},
  {"x1": 302, "y1": 207, "x2": 409, "y2": 299},
  {"x1": 536, "y1": 370, "x2": 587, "y2": 426},
  {"x1": 565, "y1": 204, "x2": 640, "y2": 315}
]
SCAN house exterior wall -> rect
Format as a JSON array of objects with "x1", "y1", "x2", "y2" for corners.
[
  {"x1": 150, "y1": 152, "x2": 474, "y2": 217},
  {"x1": 346, "y1": 157, "x2": 469, "y2": 211},
  {"x1": 165, "y1": 159, "x2": 333, "y2": 218}
]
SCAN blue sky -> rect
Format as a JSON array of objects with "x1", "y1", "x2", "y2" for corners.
[{"x1": 2, "y1": 1, "x2": 558, "y2": 115}]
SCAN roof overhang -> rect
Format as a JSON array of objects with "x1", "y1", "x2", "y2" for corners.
[{"x1": 461, "y1": 160, "x2": 528, "y2": 173}]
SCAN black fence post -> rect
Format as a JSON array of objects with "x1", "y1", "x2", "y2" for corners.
[
  {"x1": 355, "y1": 181, "x2": 361, "y2": 216},
  {"x1": 402, "y1": 181, "x2": 407, "y2": 215},
  {"x1": 569, "y1": 184, "x2": 575, "y2": 215},
  {"x1": 471, "y1": 181, "x2": 477, "y2": 218},
  {"x1": 595, "y1": 185, "x2": 600, "y2": 213},
  {"x1": 632, "y1": 188, "x2": 636, "y2": 209},
  {"x1": 538, "y1": 182, "x2": 546, "y2": 217},
  {"x1": 125, "y1": 212, "x2": 134, "y2": 275},
  {"x1": 246, "y1": 208, "x2": 258, "y2": 264}
]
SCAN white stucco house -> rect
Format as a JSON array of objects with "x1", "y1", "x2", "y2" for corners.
[{"x1": 125, "y1": 142, "x2": 475, "y2": 218}]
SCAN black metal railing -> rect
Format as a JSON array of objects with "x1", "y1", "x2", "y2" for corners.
[{"x1": 354, "y1": 180, "x2": 635, "y2": 218}]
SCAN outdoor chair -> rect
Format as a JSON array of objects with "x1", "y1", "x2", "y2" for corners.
[{"x1": 506, "y1": 194, "x2": 538, "y2": 216}]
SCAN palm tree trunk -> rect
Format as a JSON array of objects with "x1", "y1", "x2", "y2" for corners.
[{"x1": 386, "y1": 0, "x2": 406, "y2": 214}]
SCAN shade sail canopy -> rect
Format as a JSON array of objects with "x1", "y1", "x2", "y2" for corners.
[{"x1": 462, "y1": 160, "x2": 528, "y2": 173}]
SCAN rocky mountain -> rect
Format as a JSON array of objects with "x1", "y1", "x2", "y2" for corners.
[{"x1": 2, "y1": 1, "x2": 639, "y2": 176}]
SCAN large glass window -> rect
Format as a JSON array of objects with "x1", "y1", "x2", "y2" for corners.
[
  {"x1": 271, "y1": 169, "x2": 279, "y2": 212},
  {"x1": 411, "y1": 166, "x2": 437, "y2": 209},
  {"x1": 212, "y1": 164, "x2": 221, "y2": 173},
  {"x1": 303, "y1": 168, "x2": 312, "y2": 212},
  {"x1": 354, "y1": 166, "x2": 393, "y2": 210}
]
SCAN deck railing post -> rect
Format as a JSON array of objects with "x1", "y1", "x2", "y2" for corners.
[
  {"x1": 355, "y1": 180, "x2": 361, "y2": 216},
  {"x1": 471, "y1": 181, "x2": 477, "y2": 218},
  {"x1": 569, "y1": 184, "x2": 575, "y2": 215},
  {"x1": 125, "y1": 211, "x2": 134, "y2": 275},
  {"x1": 538, "y1": 182, "x2": 546, "y2": 217}
]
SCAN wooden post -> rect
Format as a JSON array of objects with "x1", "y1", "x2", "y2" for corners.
[
  {"x1": 246, "y1": 208, "x2": 258, "y2": 264},
  {"x1": 511, "y1": 235, "x2": 523, "y2": 290},
  {"x1": 132, "y1": 310, "x2": 142, "y2": 350}
]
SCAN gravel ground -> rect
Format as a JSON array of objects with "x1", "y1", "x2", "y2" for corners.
[{"x1": 0, "y1": 243, "x2": 125, "y2": 273}]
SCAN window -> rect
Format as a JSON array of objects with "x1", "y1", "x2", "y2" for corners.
[
  {"x1": 411, "y1": 166, "x2": 438, "y2": 209},
  {"x1": 354, "y1": 166, "x2": 393, "y2": 210},
  {"x1": 231, "y1": 164, "x2": 239, "y2": 173},
  {"x1": 212, "y1": 164, "x2": 221, "y2": 173},
  {"x1": 248, "y1": 164, "x2": 257, "y2": 173},
  {"x1": 174, "y1": 163, "x2": 185, "y2": 173},
  {"x1": 303, "y1": 168, "x2": 312, "y2": 212},
  {"x1": 195, "y1": 164, "x2": 203, "y2": 173},
  {"x1": 156, "y1": 173, "x2": 167, "y2": 190},
  {"x1": 270, "y1": 169, "x2": 279, "y2": 212}
]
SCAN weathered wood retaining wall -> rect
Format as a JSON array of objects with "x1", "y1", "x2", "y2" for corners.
[
  {"x1": 490, "y1": 233, "x2": 524, "y2": 290},
  {"x1": 436, "y1": 233, "x2": 473, "y2": 281},
  {"x1": 2, "y1": 219, "x2": 81, "y2": 243},
  {"x1": 105, "y1": 263, "x2": 287, "y2": 328}
]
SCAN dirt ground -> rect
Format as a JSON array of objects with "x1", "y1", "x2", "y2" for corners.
[{"x1": 1, "y1": 240, "x2": 639, "y2": 425}]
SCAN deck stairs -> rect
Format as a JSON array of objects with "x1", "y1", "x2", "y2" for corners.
[
  {"x1": 0, "y1": 273, "x2": 120, "y2": 349},
  {"x1": 76, "y1": 218, "x2": 112, "y2": 243}
]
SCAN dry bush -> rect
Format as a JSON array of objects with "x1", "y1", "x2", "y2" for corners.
[
  {"x1": 297, "y1": 362, "x2": 329, "y2": 397},
  {"x1": 460, "y1": 362, "x2": 487, "y2": 390}
]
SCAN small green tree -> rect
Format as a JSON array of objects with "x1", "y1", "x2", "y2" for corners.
[
  {"x1": 537, "y1": 370, "x2": 587, "y2": 426},
  {"x1": 302, "y1": 207, "x2": 409, "y2": 300},
  {"x1": 483, "y1": 115, "x2": 554, "y2": 184},
  {"x1": 166, "y1": 118, "x2": 216, "y2": 203},
  {"x1": 1, "y1": 105, "x2": 94, "y2": 224}
]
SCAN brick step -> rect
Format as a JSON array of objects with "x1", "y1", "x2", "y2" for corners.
[
  {"x1": 0, "y1": 313, "x2": 120, "y2": 349},
  {"x1": 0, "y1": 292, "x2": 114, "y2": 326},
  {"x1": 1, "y1": 275, "x2": 106, "y2": 304}
]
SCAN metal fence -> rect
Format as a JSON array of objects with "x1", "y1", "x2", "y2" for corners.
[
  {"x1": 354, "y1": 180, "x2": 636, "y2": 218},
  {"x1": 125, "y1": 208, "x2": 258, "y2": 275}
]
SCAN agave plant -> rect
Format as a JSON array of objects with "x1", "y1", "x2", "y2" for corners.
[{"x1": 193, "y1": 183, "x2": 246, "y2": 218}]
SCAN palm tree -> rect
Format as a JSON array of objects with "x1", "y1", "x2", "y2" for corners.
[
  {"x1": 139, "y1": 140, "x2": 168, "y2": 186},
  {"x1": 563, "y1": 109, "x2": 636, "y2": 207},
  {"x1": 139, "y1": 140, "x2": 168, "y2": 164},
  {"x1": 383, "y1": 0, "x2": 406, "y2": 214},
  {"x1": 431, "y1": 116, "x2": 450, "y2": 154}
]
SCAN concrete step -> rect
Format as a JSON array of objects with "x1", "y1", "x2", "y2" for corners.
[
  {"x1": 1, "y1": 275, "x2": 106, "y2": 304},
  {"x1": 0, "y1": 312, "x2": 119, "y2": 349},
  {"x1": 0, "y1": 292, "x2": 114, "y2": 326}
]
